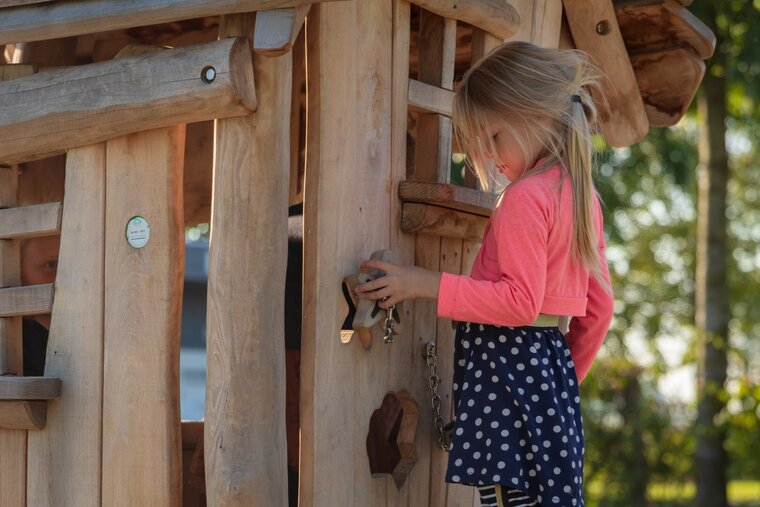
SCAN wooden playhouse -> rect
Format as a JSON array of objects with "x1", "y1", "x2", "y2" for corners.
[{"x1": 0, "y1": 0, "x2": 713, "y2": 505}]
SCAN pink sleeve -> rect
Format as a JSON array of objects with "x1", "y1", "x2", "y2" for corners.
[
  {"x1": 437, "y1": 184, "x2": 548, "y2": 327},
  {"x1": 564, "y1": 204, "x2": 614, "y2": 383}
]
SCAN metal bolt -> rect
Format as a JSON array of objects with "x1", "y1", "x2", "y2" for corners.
[
  {"x1": 201, "y1": 66, "x2": 216, "y2": 83},
  {"x1": 596, "y1": 20, "x2": 610, "y2": 35}
]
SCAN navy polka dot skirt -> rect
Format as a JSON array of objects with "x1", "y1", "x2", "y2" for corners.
[{"x1": 445, "y1": 322, "x2": 585, "y2": 507}]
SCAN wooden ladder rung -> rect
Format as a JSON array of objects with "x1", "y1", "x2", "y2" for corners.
[
  {"x1": 408, "y1": 79, "x2": 454, "y2": 117},
  {"x1": 0, "y1": 201, "x2": 62, "y2": 239},
  {"x1": 0, "y1": 283, "x2": 54, "y2": 317},
  {"x1": 0, "y1": 376, "x2": 62, "y2": 400}
]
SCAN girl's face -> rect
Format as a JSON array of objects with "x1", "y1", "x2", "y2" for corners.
[{"x1": 484, "y1": 121, "x2": 544, "y2": 182}]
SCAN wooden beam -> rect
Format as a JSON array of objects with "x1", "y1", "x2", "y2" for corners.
[
  {"x1": 408, "y1": 78, "x2": 454, "y2": 116},
  {"x1": 0, "y1": 283, "x2": 53, "y2": 317},
  {"x1": 254, "y1": 5, "x2": 310, "y2": 56},
  {"x1": 398, "y1": 180, "x2": 497, "y2": 216},
  {"x1": 0, "y1": 377, "x2": 61, "y2": 400},
  {"x1": 563, "y1": 0, "x2": 649, "y2": 147},
  {"x1": 0, "y1": 0, "x2": 344, "y2": 45},
  {"x1": 507, "y1": 0, "x2": 562, "y2": 47},
  {"x1": 401, "y1": 202, "x2": 487, "y2": 241},
  {"x1": 101, "y1": 126, "x2": 185, "y2": 506},
  {"x1": 413, "y1": 0, "x2": 519, "y2": 39},
  {"x1": 26, "y1": 143, "x2": 106, "y2": 507},
  {"x1": 0, "y1": 401, "x2": 46, "y2": 430},
  {"x1": 0, "y1": 202, "x2": 61, "y2": 239},
  {"x1": 0, "y1": 37, "x2": 256, "y2": 165},
  {"x1": 0, "y1": 0, "x2": 51, "y2": 7},
  {"x1": 205, "y1": 13, "x2": 288, "y2": 506},
  {"x1": 0, "y1": 63, "x2": 36, "y2": 80}
]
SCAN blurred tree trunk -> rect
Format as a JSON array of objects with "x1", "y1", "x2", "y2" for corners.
[
  {"x1": 695, "y1": 4, "x2": 729, "y2": 507},
  {"x1": 620, "y1": 370, "x2": 647, "y2": 507}
]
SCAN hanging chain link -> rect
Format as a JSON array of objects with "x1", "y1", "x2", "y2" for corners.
[
  {"x1": 382, "y1": 304, "x2": 396, "y2": 343},
  {"x1": 425, "y1": 342, "x2": 451, "y2": 451}
]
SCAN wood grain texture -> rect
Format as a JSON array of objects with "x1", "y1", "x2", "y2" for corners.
[
  {"x1": 0, "y1": 63, "x2": 36, "y2": 80},
  {"x1": 26, "y1": 144, "x2": 106, "y2": 507},
  {"x1": 0, "y1": 0, "x2": 344, "y2": 45},
  {"x1": 615, "y1": 0, "x2": 714, "y2": 58},
  {"x1": 302, "y1": 1, "x2": 400, "y2": 505},
  {"x1": 0, "y1": 401, "x2": 46, "y2": 430},
  {"x1": 253, "y1": 5, "x2": 309, "y2": 55},
  {"x1": 0, "y1": 37, "x2": 256, "y2": 164},
  {"x1": 101, "y1": 127, "x2": 185, "y2": 507},
  {"x1": 563, "y1": 0, "x2": 649, "y2": 147},
  {"x1": 414, "y1": 0, "x2": 520, "y2": 39},
  {"x1": 0, "y1": 377, "x2": 61, "y2": 399},
  {"x1": 402, "y1": 202, "x2": 487, "y2": 241},
  {"x1": 0, "y1": 0, "x2": 51, "y2": 6},
  {"x1": 408, "y1": 78, "x2": 454, "y2": 117},
  {"x1": 508, "y1": 0, "x2": 563, "y2": 47},
  {"x1": 398, "y1": 181, "x2": 497, "y2": 217},
  {"x1": 0, "y1": 201, "x2": 61, "y2": 239},
  {"x1": 183, "y1": 121, "x2": 214, "y2": 226},
  {"x1": 204, "y1": 13, "x2": 289, "y2": 507},
  {"x1": 0, "y1": 155, "x2": 24, "y2": 507},
  {"x1": 0, "y1": 283, "x2": 54, "y2": 317},
  {"x1": 632, "y1": 47, "x2": 704, "y2": 127}
]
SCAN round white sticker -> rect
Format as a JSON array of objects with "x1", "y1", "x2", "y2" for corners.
[{"x1": 125, "y1": 216, "x2": 150, "y2": 249}]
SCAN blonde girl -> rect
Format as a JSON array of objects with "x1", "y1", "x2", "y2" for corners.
[{"x1": 356, "y1": 41, "x2": 614, "y2": 507}]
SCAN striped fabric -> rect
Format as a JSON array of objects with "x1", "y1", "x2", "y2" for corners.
[{"x1": 477, "y1": 485, "x2": 540, "y2": 507}]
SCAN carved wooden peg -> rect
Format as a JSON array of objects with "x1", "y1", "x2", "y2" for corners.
[
  {"x1": 340, "y1": 249, "x2": 404, "y2": 350},
  {"x1": 366, "y1": 390, "x2": 419, "y2": 490}
]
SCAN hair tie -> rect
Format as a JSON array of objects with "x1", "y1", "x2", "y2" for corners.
[{"x1": 571, "y1": 94, "x2": 582, "y2": 104}]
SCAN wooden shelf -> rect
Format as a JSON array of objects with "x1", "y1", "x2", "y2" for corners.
[
  {"x1": 0, "y1": 376, "x2": 62, "y2": 400},
  {"x1": 401, "y1": 202, "x2": 487, "y2": 241},
  {"x1": 398, "y1": 180, "x2": 497, "y2": 217}
]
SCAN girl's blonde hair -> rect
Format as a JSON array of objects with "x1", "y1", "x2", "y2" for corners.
[{"x1": 452, "y1": 41, "x2": 605, "y2": 282}]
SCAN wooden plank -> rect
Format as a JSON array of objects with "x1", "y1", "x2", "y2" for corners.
[
  {"x1": 408, "y1": 78, "x2": 454, "y2": 117},
  {"x1": 0, "y1": 283, "x2": 53, "y2": 317},
  {"x1": 0, "y1": 146, "x2": 24, "y2": 507},
  {"x1": 0, "y1": 377, "x2": 61, "y2": 399},
  {"x1": 402, "y1": 202, "x2": 487, "y2": 241},
  {"x1": 632, "y1": 47, "x2": 704, "y2": 127},
  {"x1": 413, "y1": 11, "x2": 456, "y2": 183},
  {"x1": 0, "y1": 401, "x2": 46, "y2": 430},
  {"x1": 205, "y1": 13, "x2": 289, "y2": 507},
  {"x1": 507, "y1": 0, "x2": 563, "y2": 47},
  {"x1": 0, "y1": 0, "x2": 345, "y2": 45},
  {"x1": 101, "y1": 126, "x2": 185, "y2": 507},
  {"x1": 398, "y1": 181, "x2": 497, "y2": 217},
  {"x1": 183, "y1": 121, "x2": 214, "y2": 226},
  {"x1": 0, "y1": 37, "x2": 256, "y2": 164},
  {"x1": 26, "y1": 143, "x2": 106, "y2": 507},
  {"x1": 0, "y1": 202, "x2": 61, "y2": 239},
  {"x1": 0, "y1": 63, "x2": 36, "y2": 80},
  {"x1": 412, "y1": 234, "x2": 440, "y2": 507},
  {"x1": 289, "y1": 28, "x2": 306, "y2": 205},
  {"x1": 413, "y1": 0, "x2": 519, "y2": 39},
  {"x1": 302, "y1": 1, "x2": 397, "y2": 504},
  {"x1": 0, "y1": 0, "x2": 51, "y2": 7},
  {"x1": 563, "y1": 0, "x2": 649, "y2": 147},
  {"x1": 615, "y1": 0, "x2": 714, "y2": 58},
  {"x1": 254, "y1": 5, "x2": 310, "y2": 56}
]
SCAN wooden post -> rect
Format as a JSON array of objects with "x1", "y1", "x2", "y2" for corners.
[
  {"x1": 204, "y1": 13, "x2": 289, "y2": 506},
  {"x1": 101, "y1": 126, "x2": 185, "y2": 506},
  {"x1": 26, "y1": 144, "x2": 106, "y2": 507}
]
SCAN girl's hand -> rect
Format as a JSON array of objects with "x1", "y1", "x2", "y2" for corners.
[{"x1": 354, "y1": 259, "x2": 441, "y2": 309}]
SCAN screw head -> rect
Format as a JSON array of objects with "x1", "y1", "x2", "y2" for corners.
[
  {"x1": 201, "y1": 66, "x2": 216, "y2": 83},
  {"x1": 595, "y1": 20, "x2": 610, "y2": 35}
]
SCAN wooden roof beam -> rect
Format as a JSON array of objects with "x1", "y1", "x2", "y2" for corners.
[
  {"x1": 413, "y1": 0, "x2": 520, "y2": 40},
  {"x1": 0, "y1": 37, "x2": 255, "y2": 164},
  {"x1": 0, "y1": 0, "x2": 343, "y2": 45}
]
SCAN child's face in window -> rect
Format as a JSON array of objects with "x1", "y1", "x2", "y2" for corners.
[
  {"x1": 484, "y1": 122, "x2": 544, "y2": 182},
  {"x1": 21, "y1": 235, "x2": 60, "y2": 330}
]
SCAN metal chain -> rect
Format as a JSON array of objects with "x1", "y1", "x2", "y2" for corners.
[
  {"x1": 383, "y1": 304, "x2": 396, "y2": 343},
  {"x1": 425, "y1": 342, "x2": 450, "y2": 451}
]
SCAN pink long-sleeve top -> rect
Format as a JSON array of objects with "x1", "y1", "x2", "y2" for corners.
[{"x1": 437, "y1": 164, "x2": 614, "y2": 382}]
